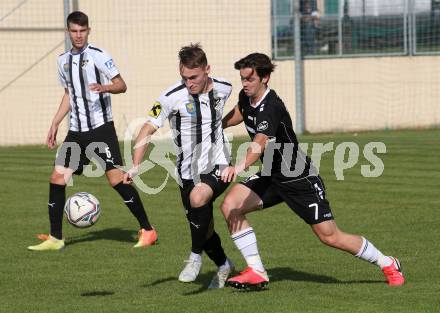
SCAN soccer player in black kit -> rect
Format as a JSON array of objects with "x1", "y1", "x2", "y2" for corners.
[{"x1": 220, "y1": 53, "x2": 404, "y2": 290}]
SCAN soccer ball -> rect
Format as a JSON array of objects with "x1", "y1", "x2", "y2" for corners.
[{"x1": 64, "y1": 192, "x2": 101, "y2": 228}]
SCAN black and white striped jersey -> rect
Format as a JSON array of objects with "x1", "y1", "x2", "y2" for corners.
[
  {"x1": 147, "y1": 78, "x2": 232, "y2": 180},
  {"x1": 238, "y1": 88, "x2": 318, "y2": 179},
  {"x1": 57, "y1": 44, "x2": 119, "y2": 132}
]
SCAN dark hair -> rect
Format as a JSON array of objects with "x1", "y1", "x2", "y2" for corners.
[
  {"x1": 234, "y1": 53, "x2": 275, "y2": 79},
  {"x1": 178, "y1": 43, "x2": 208, "y2": 69},
  {"x1": 66, "y1": 11, "x2": 89, "y2": 28}
]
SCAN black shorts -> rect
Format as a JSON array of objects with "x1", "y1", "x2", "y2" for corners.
[
  {"x1": 55, "y1": 122, "x2": 123, "y2": 175},
  {"x1": 179, "y1": 166, "x2": 230, "y2": 211},
  {"x1": 240, "y1": 172, "x2": 334, "y2": 225}
]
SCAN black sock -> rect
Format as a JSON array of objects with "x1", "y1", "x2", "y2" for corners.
[
  {"x1": 113, "y1": 182, "x2": 152, "y2": 230},
  {"x1": 204, "y1": 231, "x2": 227, "y2": 267},
  {"x1": 49, "y1": 183, "x2": 66, "y2": 240},
  {"x1": 186, "y1": 203, "x2": 213, "y2": 254}
]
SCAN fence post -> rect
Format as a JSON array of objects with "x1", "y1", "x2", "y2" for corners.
[
  {"x1": 338, "y1": 0, "x2": 343, "y2": 55},
  {"x1": 408, "y1": 0, "x2": 415, "y2": 55},
  {"x1": 63, "y1": 0, "x2": 71, "y2": 51},
  {"x1": 293, "y1": 0, "x2": 305, "y2": 135},
  {"x1": 404, "y1": 0, "x2": 408, "y2": 55},
  {"x1": 72, "y1": 0, "x2": 79, "y2": 12}
]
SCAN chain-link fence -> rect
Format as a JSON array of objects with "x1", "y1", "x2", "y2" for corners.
[
  {"x1": 1, "y1": 0, "x2": 439, "y2": 145},
  {"x1": 0, "y1": 0, "x2": 67, "y2": 145},
  {"x1": 273, "y1": 0, "x2": 440, "y2": 59},
  {"x1": 0, "y1": 0, "x2": 272, "y2": 145}
]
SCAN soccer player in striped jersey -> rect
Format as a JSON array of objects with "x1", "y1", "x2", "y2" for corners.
[
  {"x1": 28, "y1": 11, "x2": 157, "y2": 251},
  {"x1": 220, "y1": 53, "x2": 404, "y2": 290},
  {"x1": 124, "y1": 44, "x2": 234, "y2": 288}
]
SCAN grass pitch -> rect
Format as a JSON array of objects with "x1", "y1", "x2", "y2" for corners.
[{"x1": 0, "y1": 129, "x2": 439, "y2": 313}]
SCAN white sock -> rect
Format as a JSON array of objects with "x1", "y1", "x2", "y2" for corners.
[
  {"x1": 189, "y1": 252, "x2": 202, "y2": 263},
  {"x1": 231, "y1": 227, "x2": 265, "y2": 272},
  {"x1": 355, "y1": 237, "x2": 392, "y2": 268}
]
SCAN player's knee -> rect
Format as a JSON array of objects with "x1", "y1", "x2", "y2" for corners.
[
  {"x1": 220, "y1": 197, "x2": 243, "y2": 221},
  {"x1": 220, "y1": 198, "x2": 233, "y2": 218},
  {"x1": 189, "y1": 193, "x2": 208, "y2": 208},
  {"x1": 106, "y1": 169, "x2": 123, "y2": 187},
  {"x1": 107, "y1": 177, "x2": 121, "y2": 187},
  {"x1": 50, "y1": 169, "x2": 68, "y2": 185},
  {"x1": 317, "y1": 232, "x2": 340, "y2": 248},
  {"x1": 50, "y1": 173, "x2": 64, "y2": 185}
]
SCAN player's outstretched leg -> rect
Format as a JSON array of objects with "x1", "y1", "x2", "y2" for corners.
[
  {"x1": 312, "y1": 220, "x2": 404, "y2": 286},
  {"x1": 356, "y1": 237, "x2": 404, "y2": 286},
  {"x1": 380, "y1": 256, "x2": 404, "y2": 286}
]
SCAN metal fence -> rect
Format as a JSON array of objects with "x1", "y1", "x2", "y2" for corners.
[
  {"x1": 1, "y1": 0, "x2": 439, "y2": 144},
  {"x1": 272, "y1": 0, "x2": 440, "y2": 59}
]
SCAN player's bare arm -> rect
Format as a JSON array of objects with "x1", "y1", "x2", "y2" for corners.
[
  {"x1": 46, "y1": 88, "x2": 70, "y2": 149},
  {"x1": 123, "y1": 122, "x2": 158, "y2": 184},
  {"x1": 222, "y1": 105, "x2": 243, "y2": 129},
  {"x1": 89, "y1": 74, "x2": 127, "y2": 94},
  {"x1": 221, "y1": 133, "x2": 268, "y2": 183}
]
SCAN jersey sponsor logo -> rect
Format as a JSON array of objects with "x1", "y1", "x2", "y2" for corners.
[
  {"x1": 148, "y1": 101, "x2": 162, "y2": 118},
  {"x1": 63, "y1": 63, "x2": 69, "y2": 72},
  {"x1": 104, "y1": 59, "x2": 114, "y2": 69},
  {"x1": 184, "y1": 101, "x2": 196, "y2": 115},
  {"x1": 256, "y1": 121, "x2": 269, "y2": 131}
]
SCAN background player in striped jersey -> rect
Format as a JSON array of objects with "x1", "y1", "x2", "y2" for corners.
[
  {"x1": 220, "y1": 52, "x2": 404, "y2": 289},
  {"x1": 124, "y1": 44, "x2": 234, "y2": 288},
  {"x1": 28, "y1": 11, "x2": 157, "y2": 251}
]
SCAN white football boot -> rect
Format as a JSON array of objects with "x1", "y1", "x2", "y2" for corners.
[{"x1": 179, "y1": 258, "x2": 202, "y2": 283}]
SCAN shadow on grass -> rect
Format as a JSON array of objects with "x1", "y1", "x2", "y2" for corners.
[
  {"x1": 81, "y1": 290, "x2": 115, "y2": 297},
  {"x1": 269, "y1": 267, "x2": 383, "y2": 284},
  {"x1": 143, "y1": 271, "x2": 218, "y2": 296},
  {"x1": 66, "y1": 227, "x2": 136, "y2": 246},
  {"x1": 142, "y1": 267, "x2": 384, "y2": 296},
  {"x1": 145, "y1": 277, "x2": 176, "y2": 287}
]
